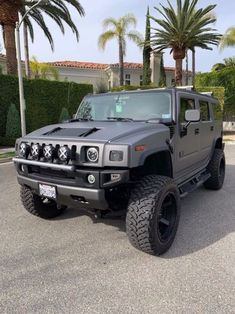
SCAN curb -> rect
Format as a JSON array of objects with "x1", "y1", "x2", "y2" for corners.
[{"x1": 0, "y1": 157, "x2": 13, "y2": 164}]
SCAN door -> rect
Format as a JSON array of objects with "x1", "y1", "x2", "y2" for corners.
[
  {"x1": 199, "y1": 100, "x2": 214, "y2": 163},
  {"x1": 175, "y1": 95, "x2": 201, "y2": 179}
]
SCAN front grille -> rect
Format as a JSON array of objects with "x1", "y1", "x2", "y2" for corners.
[{"x1": 169, "y1": 125, "x2": 175, "y2": 138}]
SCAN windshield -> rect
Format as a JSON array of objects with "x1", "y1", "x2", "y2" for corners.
[{"x1": 75, "y1": 92, "x2": 172, "y2": 121}]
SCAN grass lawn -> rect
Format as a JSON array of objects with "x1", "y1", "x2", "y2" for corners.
[{"x1": 0, "y1": 152, "x2": 15, "y2": 159}]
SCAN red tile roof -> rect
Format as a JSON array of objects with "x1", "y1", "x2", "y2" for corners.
[
  {"x1": 47, "y1": 61, "x2": 109, "y2": 70},
  {"x1": 109, "y1": 62, "x2": 143, "y2": 69},
  {"x1": 47, "y1": 61, "x2": 144, "y2": 70}
]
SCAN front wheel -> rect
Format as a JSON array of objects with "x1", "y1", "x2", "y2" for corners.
[
  {"x1": 126, "y1": 175, "x2": 180, "y2": 256},
  {"x1": 21, "y1": 186, "x2": 66, "y2": 219}
]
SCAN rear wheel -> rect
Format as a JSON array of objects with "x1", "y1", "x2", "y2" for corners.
[
  {"x1": 204, "y1": 149, "x2": 225, "y2": 190},
  {"x1": 126, "y1": 175, "x2": 180, "y2": 255},
  {"x1": 20, "y1": 186, "x2": 66, "y2": 219}
]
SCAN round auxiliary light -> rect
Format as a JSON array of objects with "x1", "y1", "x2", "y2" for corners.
[
  {"x1": 87, "y1": 174, "x2": 96, "y2": 184},
  {"x1": 19, "y1": 142, "x2": 29, "y2": 158},
  {"x1": 58, "y1": 145, "x2": 70, "y2": 163},
  {"x1": 31, "y1": 143, "x2": 41, "y2": 160},
  {"x1": 43, "y1": 144, "x2": 54, "y2": 161},
  {"x1": 87, "y1": 147, "x2": 99, "y2": 163}
]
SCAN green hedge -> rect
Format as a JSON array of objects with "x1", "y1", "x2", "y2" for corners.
[
  {"x1": 0, "y1": 75, "x2": 93, "y2": 145},
  {"x1": 196, "y1": 68, "x2": 235, "y2": 120}
]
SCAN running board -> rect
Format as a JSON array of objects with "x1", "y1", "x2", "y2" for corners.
[{"x1": 179, "y1": 172, "x2": 211, "y2": 198}]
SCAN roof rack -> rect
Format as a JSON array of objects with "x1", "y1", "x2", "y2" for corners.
[{"x1": 175, "y1": 85, "x2": 194, "y2": 91}]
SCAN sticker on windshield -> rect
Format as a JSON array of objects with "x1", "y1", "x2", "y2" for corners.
[
  {"x1": 116, "y1": 104, "x2": 123, "y2": 113},
  {"x1": 162, "y1": 114, "x2": 171, "y2": 119}
]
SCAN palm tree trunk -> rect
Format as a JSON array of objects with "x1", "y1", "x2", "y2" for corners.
[
  {"x1": 119, "y1": 38, "x2": 124, "y2": 86},
  {"x1": 4, "y1": 24, "x2": 17, "y2": 75},
  {"x1": 23, "y1": 21, "x2": 30, "y2": 78},
  {"x1": 175, "y1": 58, "x2": 183, "y2": 86},
  {"x1": 192, "y1": 49, "x2": 196, "y2": 88},
  {"x1": 185, "y1": 49, "x2": 189, "y2": 85}
]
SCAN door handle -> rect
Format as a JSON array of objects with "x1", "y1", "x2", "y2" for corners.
[
  {"x1": 210, "y1": 126, "x2": 214, "y2": 131},
  {"x1": 195, "y1": 128, "x2": 200, "y2": 135}
]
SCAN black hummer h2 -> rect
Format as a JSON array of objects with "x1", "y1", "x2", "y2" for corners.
[{"x1": 14, "y1": 88, "x2": 225, "y2": 255}]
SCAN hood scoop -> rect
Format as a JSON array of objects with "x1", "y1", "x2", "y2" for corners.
[{"x1": 43, "y1": 127, "x2": 100, "y2": 138}]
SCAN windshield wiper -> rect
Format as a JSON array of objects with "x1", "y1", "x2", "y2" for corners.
[
  {"x1": 68, "y1": 117, "x2": 93, "y2": 123},
  {"x1": 107, "y1": 117, "x2": 134, "y2": 122}
]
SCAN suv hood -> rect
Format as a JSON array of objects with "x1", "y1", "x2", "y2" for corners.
[{"x1": 24, "y1": 121, "x2": 169, "y2": 144}]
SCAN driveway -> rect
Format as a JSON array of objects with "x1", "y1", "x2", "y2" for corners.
[{"x1": 0, "y1": 146, "x2": 234, "y2": 314}]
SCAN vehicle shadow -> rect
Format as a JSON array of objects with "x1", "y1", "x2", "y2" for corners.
[{"x1": 54, "y1": 164, "x2": 235, "y2": 258}]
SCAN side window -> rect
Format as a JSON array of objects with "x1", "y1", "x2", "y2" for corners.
[
  {"x1": 179, "y1": 98, "x2": 195, "y2": 123},
  {"x1": 212, "y1": 102, "x2": 223, "y2": 120},
  {"x1": 200, "y1": 101, "x2": 210, "y2": 121}
]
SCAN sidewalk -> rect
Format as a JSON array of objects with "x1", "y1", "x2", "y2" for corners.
[{"x1": 0, "y1": 147, "x2": 15, "y2": 154}]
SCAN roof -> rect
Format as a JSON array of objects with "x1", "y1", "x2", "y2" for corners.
[
  {"x1": 47, "y1": 61, "x2": 109, "y2": 70},
  {"x1": 47, "y1": 61, "x2": 143, "y2": 70}
]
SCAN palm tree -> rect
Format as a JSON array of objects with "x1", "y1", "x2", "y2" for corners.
[
  {"x1": 0, "y1": 0, "x2": 84, "y2": 75},
  {"x1": 0, "y1": 0, "x2": 22, "y2": 74},
  {"x1": 150, "y1": 0, "x2": 220, "y2": 86},
  {"x1": 98, "y1": 14, "x2": 143, "y2": 86},
  {"x1": 220, "y1": 27, "x2": 235, "y2": 50},
  {"x1": 22, "y1": 0, "x2": 84, "y2": 77},
  {"x1": 30, "y1": 56, "x2": 58, "y2": 80}
]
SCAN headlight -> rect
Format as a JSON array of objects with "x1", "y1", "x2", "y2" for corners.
[
  {"x1": 58, "y1": 145, "x2": 70, "y2": 163},
  {"x1": 31, "y1": 144, "x2": 41, "y2": 160},
  {"x1": 87, "y1": 147, "x2": 99, "y2": 163},
  {"x1": 19, "y1": 142, "x2": 30, "y2": 158},
  {"x1": 43, "y1": 144, "x2": 54, "y2": 161},
  {"x1": 110, "y1": 150, "x2": 123, "y2": 161}
]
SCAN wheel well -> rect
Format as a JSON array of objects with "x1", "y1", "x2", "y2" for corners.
[
  {"x1": 131, "y1": 151, "x2": 173, "y2": 179},
  {"x1": 215, "y1": 137, "x2": 223, "y2": 149}
]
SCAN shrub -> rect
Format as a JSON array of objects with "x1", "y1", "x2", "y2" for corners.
[
  {"x1": 59, "y1": 107, "x2": 70, "y2": 123},
  {"x1": 196, "y1": 68, "x2": 235, "y2": 120},
  {"x1": 5, "y1": 104, "x2": 21, "y2": 138},
  {"x1": 95, "y1": 79, "x2": 108, "y2": 94}
]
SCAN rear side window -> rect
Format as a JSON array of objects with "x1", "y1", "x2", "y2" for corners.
[
  {"x1": 200, "y1": 101, "x2": 210, "y2": 121},
  {"x1": 212, "y1": 102, "x2": 223, "y2": 120},
  {"x1": 179, "y1": 98, "x2": 195, "y2": 123}
]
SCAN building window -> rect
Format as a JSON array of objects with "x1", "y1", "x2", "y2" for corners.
[
  {"x1": 125, "y1": 74, "x2": 131, "y2": 85},
  {"x1": 140, "y1": 75, "x2": 143, "y2": 86}
]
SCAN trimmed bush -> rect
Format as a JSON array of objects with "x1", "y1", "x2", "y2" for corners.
[
  {"x1": 5, "y1": 103, "x2": 21, "y2": 138},
  {"x1": 0, "y1": 74, "x2": 93, "y2": 145},
  {"x1": 196, "y1": 68, "x2": 235, "y2": 120},
  {"x1": 59, "y1": 107, "x2": 70, "y2": 123}
]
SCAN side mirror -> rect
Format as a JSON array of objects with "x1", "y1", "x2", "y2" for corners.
[
  {"x1": 181, "y1": 109, "x2": 200, "y2": 137},
  {"x1": 185, "y1": 109, "x2": 200, "y2": 122}
]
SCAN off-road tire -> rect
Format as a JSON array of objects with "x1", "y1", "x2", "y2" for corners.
[
  {"x1": 126, "y1": 175, "x2": 180, "y2": 256},
  {"x1": 20, "y1": 186, "x2": 65, "y2": 219},
  {"x1": 204, "y1": 149, "x2": 225, "y2": 190}
]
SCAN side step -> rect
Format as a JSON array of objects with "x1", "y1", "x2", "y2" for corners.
[{"x1": 179, "y1": 172, "x2": 211, "y2": 198}]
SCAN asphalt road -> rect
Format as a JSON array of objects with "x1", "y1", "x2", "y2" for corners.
[{"x1": 0, "y1": 146, "x2": 235, "y2": 314}]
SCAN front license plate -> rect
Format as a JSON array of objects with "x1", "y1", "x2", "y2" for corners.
[{"x1": 39, "y1": 184, "x2": 56, "y2": 199}]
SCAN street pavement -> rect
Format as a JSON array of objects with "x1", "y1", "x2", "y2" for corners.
[{"x1": 0, "y1": 146, "x2": 234, "y2": 314}]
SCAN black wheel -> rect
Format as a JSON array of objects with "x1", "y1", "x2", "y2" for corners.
[
  {"x1": 126, "y1": 175, "x2": 180, "y2": 256},
  {"x1": 20, "y1": 186, "x2": 66, "y2": 219},
  {"x1": 204, "y1": 149, "x2": 226, "y2": 190}
]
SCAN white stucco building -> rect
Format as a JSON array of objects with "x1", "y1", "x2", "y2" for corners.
[{"x1": 0, "y1": 52, "x2": 192, "y2": 90}]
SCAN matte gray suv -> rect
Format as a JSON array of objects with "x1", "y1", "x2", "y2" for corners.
[{"x1": 14, "y1": 88, "x2": 225, "y2": 255}]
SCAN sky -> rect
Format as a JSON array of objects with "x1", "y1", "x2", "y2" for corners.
[{"x1": 1, "y1": 0, "x2": 235, "y2": 72}]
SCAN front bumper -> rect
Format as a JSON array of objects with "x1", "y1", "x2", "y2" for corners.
[
  {"x1": 17, "y1": 175, "x2": 109, "y2": 209},
  {"x1": 13, "y1": 157, "x2": 129, "y2": 210}
]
